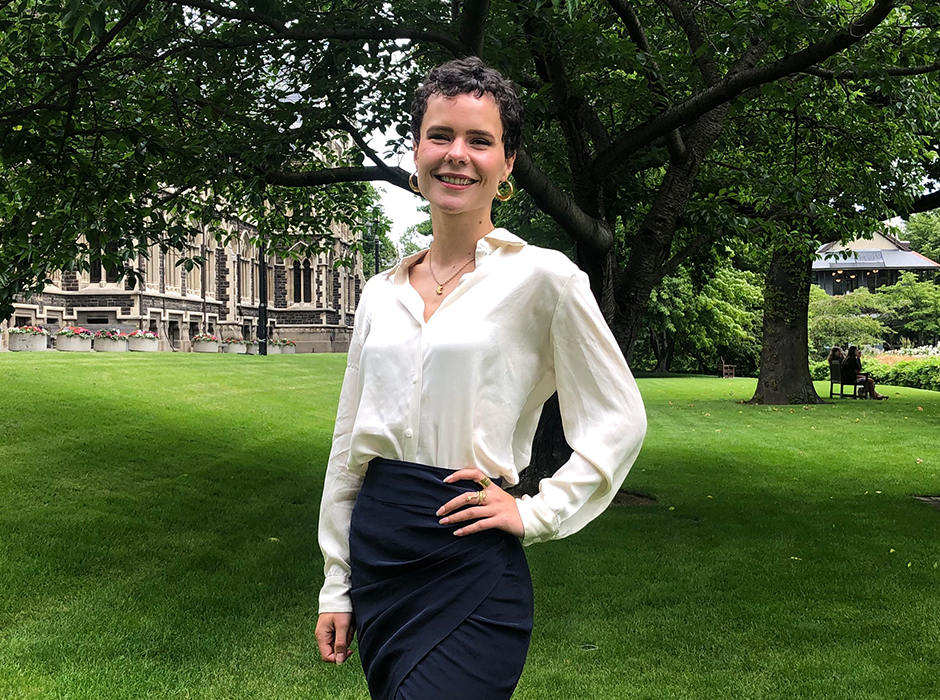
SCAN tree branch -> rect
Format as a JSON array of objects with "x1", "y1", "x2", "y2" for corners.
[
  {"x1": 333, "y1": 110, "x2": 411, "y2": 191},
  {"x1": 655, "y1": 0, "x2": 720, "y2": 86},
  {"x1": 513, "y1": 149, "x2": 614, "y2": 251},
  {"x1": 257, "y1": 165, "x2": 412, "y2": 189},
  {"x1": 593, "y1": 0, "x2": 895, "y2": 176},
  {"x1": 607, "y1": 0, "x2": 687, "y2": 163},
  {"x1": 803, "y1": 61, "x2": 940, "y2": 79},
  {"x1": 165, "y1": 0, "x2": 463, "y2": 54},
  {"x1": 2, "y1": 0, "x2": 152, "y2": 124},
  {"x1": 457, "y1": 0, "x2": 490, "y2": 56},
  {"x1": 905, "y1": 189, "x2": 940, "y2": 216},
  {"x1": 659, "y1": 229, "x2": 724, "y2": 279}
]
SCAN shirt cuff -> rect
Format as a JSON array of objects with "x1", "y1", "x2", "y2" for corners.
[
  {"x1": 318, "y1": 574, "x2": 354, "y2": 614},
  {"x1": 515, "y1": 494, "x2": 560, "y2": 546}
]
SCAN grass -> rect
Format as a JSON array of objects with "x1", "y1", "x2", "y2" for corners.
[{"x1": 1, "y1": 353, "x2": 939, "y2": 699}]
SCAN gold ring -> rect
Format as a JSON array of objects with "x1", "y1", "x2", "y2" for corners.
[
  {"x1": 466, "y1": 493, "x2": 474, "y2": 504},
  {"x1": 480, "y1": 490, "x2": 488, "y2": 504},
  {"x1": 479, "y1": 476, "x2": 492, "y2": 489}
]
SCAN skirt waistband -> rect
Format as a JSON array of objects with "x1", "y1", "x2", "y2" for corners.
[{"x1": 363, "y1": 457, "x2": 502, "y2": 508}]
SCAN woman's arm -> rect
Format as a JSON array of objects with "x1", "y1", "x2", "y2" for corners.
[
  {"x1": 439, "y1": 269, "x2": 647, "y2": 544},
  {"x1": 513, "y1": 270, "x2": 647, "y2": 545},
  {"x1": 317, "y1": 284, "x2": 371, "y2": 620}
]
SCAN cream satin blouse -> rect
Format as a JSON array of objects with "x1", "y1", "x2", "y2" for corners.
[{"x1": 318, "y1": 228, "x2": 647, "y2": 613}]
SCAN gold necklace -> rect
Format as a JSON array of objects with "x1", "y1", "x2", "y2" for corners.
[{"x1": 428, "y1": 249, "x2": 475, "y2": 295}]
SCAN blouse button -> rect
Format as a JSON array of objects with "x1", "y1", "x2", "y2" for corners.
[
  {"x1": 404, "y1": 429, "x2": 414, "y2": 438},
  {"x1": 412, "y1": 374, "x2": 418, "y2": 384}
]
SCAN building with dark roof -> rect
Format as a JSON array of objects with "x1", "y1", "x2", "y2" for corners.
[{"x1": 812, "y1": 229, "x2": 940, "y2": 295}]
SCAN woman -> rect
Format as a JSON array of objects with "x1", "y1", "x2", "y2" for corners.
[
  {"x1": 841, "y1": 345, "x2": 886, "y2": 399},
  {"x1": 315, "y1": 57, "x2": 647, "y2": 700},
  {"x1": 827, "y1": 346, "x2": 843, "y2": 364}
]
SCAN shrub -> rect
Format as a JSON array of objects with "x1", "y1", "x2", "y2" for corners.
[
  {"x1": 191, "y1": 333, "x2": 219, "y2": 343},
  {"x1": 866, "y1": 357, "x2": 940, "y2": 393},
  {"x1": 809, "y1": 360, "x2": 829, "y2": 381},
  {"x1": 129, "y1": 329, "x2": 158, "y2": 340}
]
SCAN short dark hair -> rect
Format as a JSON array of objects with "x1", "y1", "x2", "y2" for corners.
[{"x1": 411, "y1": 57, "x2": 523, "y2": 158}]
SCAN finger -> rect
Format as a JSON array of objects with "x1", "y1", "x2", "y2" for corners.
[
  {"x1": 443, "y1": 468, "x2": 485, "y2": 485},
  {"x1": 436, "y1": 491, "x2": 484, "y2": 516},
  {"x1": 334, "y1": 618, "x2": 350, "y2": 665},
  {"x1": 315, "y1": 620, "x2": 337, "y2": 663},
  {"x1": 453, "y1": 516, "x2": 499, "y2": 537},
  {"x1": 440, "y1": 504, "x2": 492, "y2": 525}
]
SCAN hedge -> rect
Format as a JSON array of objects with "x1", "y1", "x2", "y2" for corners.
[{"x1": 809, "y1": 357, "x2": 940, "y2": 393}]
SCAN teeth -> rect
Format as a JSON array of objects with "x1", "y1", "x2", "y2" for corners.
[{"x1": 438, "y1": 175, "x2": 474, "y2": 185}]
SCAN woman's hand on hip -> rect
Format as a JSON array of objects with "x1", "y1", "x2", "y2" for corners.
[
  {"x1": 438, "y1": 468, "x2": 525, "y2": 539},
  {"x1": 315, "y1": 612, "x2": 355, "y2": 665}
]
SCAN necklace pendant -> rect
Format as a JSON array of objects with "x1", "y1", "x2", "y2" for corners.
[{"x1": 435, "y1": 285, "x2": 444, "y2": 295}]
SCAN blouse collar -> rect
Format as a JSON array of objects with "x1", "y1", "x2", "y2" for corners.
[{"x1": 388, "y1": 228, "x2": 526, "y2": 285}]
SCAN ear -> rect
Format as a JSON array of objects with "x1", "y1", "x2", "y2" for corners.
[
  {"x1": 412, "y1": 140, "x2": 419, "y2": 165},
  {"x1": 503, "y1": 153, "x2": 516, "y2": 179}
]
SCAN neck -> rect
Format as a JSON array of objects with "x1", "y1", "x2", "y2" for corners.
[{"x1": 428, "y1": 206, "x2": 494, "y2": 264}]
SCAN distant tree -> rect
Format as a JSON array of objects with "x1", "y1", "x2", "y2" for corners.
[
  {"x1": 398, "y1": 207, "x2": 432, "y2": 257},
  {"x1": 639, "y1": 263, "x2": 762, "y2": 375},
  {"x1": 877, "y1": 271, "x2": 940, "y2": 346},
  {"x1": 807, "y1": 286, "x2": 890, "y2": 357},
  {"x1": 903, "y1": 212, "x2": 940, "y2": 264}
]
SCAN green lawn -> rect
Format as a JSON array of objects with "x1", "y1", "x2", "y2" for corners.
[{"x1": 1, "y1": 353, "x2": 938, "y2": 699}]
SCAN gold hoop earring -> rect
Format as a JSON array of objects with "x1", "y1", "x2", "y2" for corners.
[
  {"x1": 495, "y1": 179, "x2": 514, "y2": 202},
  {"x1": 409, "y1": 172, "x2": 421, "y2": 194}
]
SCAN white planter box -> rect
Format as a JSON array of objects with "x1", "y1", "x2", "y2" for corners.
[
  {"x1": 266, "y1": 344, "x2": 282, "y2": 355},
  {"x1": 56, "y1": 336, "x2": 93, "y2": 352},
  {"x1": 9, "y1": 334, "x2": 48, "y2": 351},
  {"x1": 94, "y1": 338, "x2": 128, "y2": 352},
  {"x1": 128, "y1": 338, "x2": 159, "y2": 352},
  {"x1": 245, "y1": 342, "x2": 259, "y2": 355},
  {"x1": 280, "y1": 346, "x2": 296, "y2": 354},
  {"x1": 223, "y1": 344, "x2": 247, "y2": 354},
  {"x1": 192, "y1": 340, "x2": 219, "y2": 353}
]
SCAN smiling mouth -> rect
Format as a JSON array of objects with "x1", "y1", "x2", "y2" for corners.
[{"x1": 435, "y1": 174, "x2": 477, "y2": 186}]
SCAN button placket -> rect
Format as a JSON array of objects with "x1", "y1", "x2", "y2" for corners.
[{"x1": 403, "y1": 326, "x2": 424, "y2": 462}]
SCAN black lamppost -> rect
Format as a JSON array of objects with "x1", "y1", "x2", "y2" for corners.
[
  {"x1": 366, "y1": 219, "x2": 379, "y2": 277},
  {"x1": 374, "y1": 228, "x2": 380, "y2": 277},
  {"x1": 257, "y1": 235, "x2": 267, "y2": 356}
]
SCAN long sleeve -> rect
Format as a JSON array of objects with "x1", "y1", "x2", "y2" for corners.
[
  {"x1": 317, "y1": 293, "x2": 369, "y2": 614},
  {"x1": 515, "y1": 270, "x2": 647, "y2": 546}
]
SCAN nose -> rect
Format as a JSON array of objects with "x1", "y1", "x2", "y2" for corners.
[{"x1": 445, "y1": 137, "x2": 468, "y2": 164}]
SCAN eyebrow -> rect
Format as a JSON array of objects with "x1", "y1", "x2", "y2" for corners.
[{"x1": 425, "y1": 126, "x2": 496, "y2": 139}]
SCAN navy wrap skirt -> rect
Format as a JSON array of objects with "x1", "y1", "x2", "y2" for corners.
[{"x1": 349, "y1": 458, "x2": 533, "y2": 700}]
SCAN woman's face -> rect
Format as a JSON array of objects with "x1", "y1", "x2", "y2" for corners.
[{"x1": 413, "y1": 93, "x2": 515, "y2": 219}]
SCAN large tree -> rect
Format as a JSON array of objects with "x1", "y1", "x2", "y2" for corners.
[{"x1": 4, "y1": 1, "x2": 939, "y2": 323}]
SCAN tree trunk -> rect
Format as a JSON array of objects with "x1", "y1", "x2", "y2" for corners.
[
  {"x1": 508, "y1": 394, "x2": 572, "y2": 498},
  {"x1": 749, "y1": 245, "x2": 824, "y2": 405}
]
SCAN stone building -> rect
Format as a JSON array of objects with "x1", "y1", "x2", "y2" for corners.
[{"x1": 1, "y1": 221, "x2": 363, "y2": 353}]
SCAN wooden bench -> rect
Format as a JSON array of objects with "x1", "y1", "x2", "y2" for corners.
[
  {"x1": 828, "y1": 360, "x2": 865, "y2": 399},
  {"x1": 719, "y1": 358, "x2": 735, "y2": 379}
]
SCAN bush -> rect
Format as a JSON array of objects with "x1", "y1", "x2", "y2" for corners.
[
  {"x1": 866, "y1": 357, "x2": 940, "y2": 393},
  {"x1": 809, "y1": 360, "x2": 829, "y2": 381}
]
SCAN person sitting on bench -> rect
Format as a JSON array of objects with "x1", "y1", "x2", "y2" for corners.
[{"x1": 841, "y1": 346, "x2": 886, "y2": 400}]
